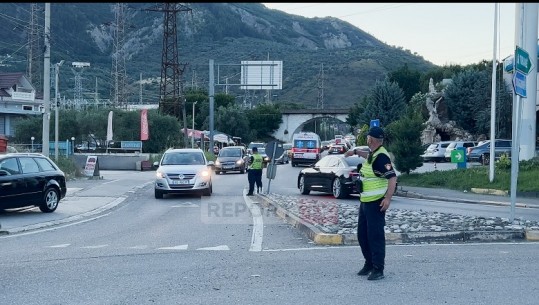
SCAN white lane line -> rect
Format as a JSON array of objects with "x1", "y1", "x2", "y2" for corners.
[
  {"x1": 243, "y1": 189, "x2": 263, "y2": 252},
  {"x1": 48, "y1": 244, "x2": 71, "y2": 248},
  {"x1": 81, "y1": 244, "x2": 109, "y2": 249},
  {"x1": 157, "y1": 244, "x2": 189, "y2": 250},
  {"x1": 196, "y1": 245, "x2": 230, "y2": 251},
  {"x1": 129, "y1": 245, "x2": 149, "y2": 249},
  {"x1": 101, "y1": 179, "x2": 120, "y2": 185}
]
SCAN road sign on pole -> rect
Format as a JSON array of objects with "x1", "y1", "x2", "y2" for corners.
[
  {"x1": 513, "y1": 71, "x2": 527, "y2": 97},
  {"x1": 515, "y1": 46, "x2": 532, "y2": 74},
  {"x1": 370, "y1": 119, "x2": 380, "y2": 128}
]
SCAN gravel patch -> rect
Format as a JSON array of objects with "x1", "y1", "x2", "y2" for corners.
[{"x1": 265, "y1": 193, "x2": 539, "y2": 235}]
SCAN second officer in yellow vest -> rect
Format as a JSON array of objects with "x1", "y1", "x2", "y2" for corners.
[
  {"x1": 246, "y1": 147, "x2": 263, "y2": 196},
  {"x1": 345, "y1": 126, "x2": 397, "y2": 281}
]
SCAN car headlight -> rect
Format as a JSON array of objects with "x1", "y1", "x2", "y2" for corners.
[
  {"x1": 264, "y1": 157, "x2": 269, "y2": 161},
  {"x1": 200, "y1": 170, "x2": 210, "y2": 177},
  {"x1": 215, "y1": 160, "x2": 221, "y2": 165},
  {"x1": 236, "y1": 159, "x2": 243, "y2": 165},
  {"x1": 156, "y1": 171, "x2": 166, "y2": 179}
]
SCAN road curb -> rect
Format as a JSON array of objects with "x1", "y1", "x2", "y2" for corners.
[
  {"x1": 471, "y1": 188, "x2": 508, "y2": 196},
  {"x1": 257, "y1": 194, "x2": 530, "y2": 246},
  {"x1": 394, "y1": 190, "x2": 539, "y2": 209}
]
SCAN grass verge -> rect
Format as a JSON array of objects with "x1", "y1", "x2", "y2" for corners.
[{"x1": 398, "y1": 161, "x2": 539, "y2": 193}]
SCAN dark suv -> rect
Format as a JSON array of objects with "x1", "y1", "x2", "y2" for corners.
[
  {"x1": 467, "y1": 139, "x2": 512, "y2": 165},
  {"x1": 0, "y1": 153, "x2": 67, "y2": 212},
  {"x1": 214, "y1": 146, "x2": 248, "y2": 174}
]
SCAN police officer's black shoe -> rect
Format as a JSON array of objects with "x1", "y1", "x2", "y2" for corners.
[
  {"x1": 367, "y1": 268, "x2": 384, "y2": 280},
  {"x1": 246, "y1": 193, "x2": 254, "y2": 196},
  {"x1": 357, "y1": 264, "x2": 373, "y2": 276}
]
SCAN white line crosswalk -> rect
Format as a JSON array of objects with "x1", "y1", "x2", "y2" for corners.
[{"x1": 45, "y1": 244, "x2": 232, "y2": 251}]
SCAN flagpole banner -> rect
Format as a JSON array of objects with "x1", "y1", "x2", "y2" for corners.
[
  {"x1": 106, "y1": 111, "x2": 114, "y2": 142},
  {"x1": 141, "y1": 109, "x2": 149, "y2": 141}
]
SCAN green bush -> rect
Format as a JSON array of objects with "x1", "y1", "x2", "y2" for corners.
[
  {"x1": 495, "y1": 153, "x2": 511, "y2": 170},
  {"x1": 55, "y1": 156, "x2": 83, "y2": 180}
]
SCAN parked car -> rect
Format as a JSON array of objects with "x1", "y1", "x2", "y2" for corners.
[
  {"x1": 297, "y1": 154, "x2": 363, "y2": 199},
  {"x1": 274, "y1": 149, "x2": 290, "y2": 164},
  {"x1": 444, "y1": 141, "x2": 477, "y2": 161},
  {"x1": 0, "y1": 153, "x2": 67, "y2": 212},
  {"x1": 153, "y1": 148, "x2": 214, "y2": 198},
  {"x1": 421, "y1": 141, "x2": 453, "y2": 162},
  {"x1": 328, "y1": 144, "x2": 347, "y2": 154},
  {"x1": 214, "y1": 146, "x2": 248, "y2": 174},
  {"x1": 467, "y1": 139, "x2": 512, "y2": 165}
]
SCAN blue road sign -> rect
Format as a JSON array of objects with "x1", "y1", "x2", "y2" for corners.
[
  {"x1": 513, "y1": 71, "x2": 527, "y2": 97},
  {"x1": 370, "y1": 119, "x2": 380, "y2": 128}
]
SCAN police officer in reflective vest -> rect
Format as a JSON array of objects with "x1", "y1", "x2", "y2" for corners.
[
  {"x1": 246, "y1": 146, "x2": 263, "y2": 196},
  {"x1": 345, "y1": 126, "x2": 397, "y2": 281}
]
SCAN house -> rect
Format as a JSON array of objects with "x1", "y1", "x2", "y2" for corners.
[{"x1": 0, "y1": 72, "x2": 43, "y2": 136}]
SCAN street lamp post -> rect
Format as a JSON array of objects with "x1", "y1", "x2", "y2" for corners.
[
  {"x1": 71, "y1": 137, "x2": 75, "y2": 155},
  {"x1": 31, "y1": 136, "x2": 35, "y2": 152},
  {"x1": 54, "y1": 60, "x2": 65, "y2": 160},
  {"x1": 192, "y1": 101, "x2": 198, "y2": 148}
]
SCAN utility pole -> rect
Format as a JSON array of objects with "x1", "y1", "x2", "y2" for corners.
[
  {"x1": 54, "y1": 60, "x2": 64, "y2": 160},
  {"x1": 145, "y1": 3, "x2": 192, "y2": 147},
  {"x1": 139, "y1": 72, "x2": 143, "y2": 105},
  {"x1": 42, "y1": 3, "x2": 51, "y2": 157},
  {"x1": 110, "y1": 2, "x2": 128, "y2": 109},
  {"x1": 317, "y1": 63, "x2": 324, "y2": 109},
  {"x1": 28, "y1": 3, "x2": 43, "y2": 91}
]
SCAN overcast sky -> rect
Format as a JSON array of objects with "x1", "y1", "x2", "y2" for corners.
[{"x1": 262, "y1": 3, "x2": 521, "y2": 66}]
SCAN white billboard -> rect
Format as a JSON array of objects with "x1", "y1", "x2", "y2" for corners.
[{"x1": 240, "y1": 60, "x2": 282, "y2": 90}]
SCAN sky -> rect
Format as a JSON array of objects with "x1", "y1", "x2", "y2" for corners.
[{"x1": 262, "y1": 3, "x2": 520, "y2": 66}]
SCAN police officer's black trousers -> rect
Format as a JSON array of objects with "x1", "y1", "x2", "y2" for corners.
[
  {"x1": 357, "y1": 198, "x2": 386, "y2": 271},
  {"x1": 247, "y1": 169, "x2": 262, "y2": 194}
]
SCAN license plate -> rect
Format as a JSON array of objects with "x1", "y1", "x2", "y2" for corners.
[
  {"x1": 294, "y1": 153, "x2": 303, "y2": 158},
  {"x1": 171, "y1": 180, "x2": 190, "y2": 185},
  {"x1": 223, "y1": 165, "x2": 233, "y2": 169}
]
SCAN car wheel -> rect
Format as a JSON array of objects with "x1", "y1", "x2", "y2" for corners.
[
  {"x1": 203, "y1": 184, "x2": 212, "y2": 196},
  {"x1": 154, "y1": 189, "x2": 164, "y2": 199},
  {"x1": 332, "y1": 178, "x2": 348, "y2": 199},
  {"x1": 482, "y1": 154, "x2": 490, "y2": 166},
  {"x1": 240, "y1": 168, "x2": 245, "y2": 174},
  {"x1": 39, "y1": 187, "x2": 59, "y2": 213},
  {"x1": 299, "y1": 175, "x2": 310, "y2": 195}
]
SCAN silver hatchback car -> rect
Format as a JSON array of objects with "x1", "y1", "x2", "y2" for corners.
[{"x1": 153, "y1": 148, "x2": 214, "y2": 198}]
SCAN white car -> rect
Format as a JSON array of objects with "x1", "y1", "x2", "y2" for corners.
[
  {"x1": 153, "y1": 148, "x2": 214, "y2": 198},
  {"x1": 444, "y1": 141, "x2": 477, "y2": 161},
  {"x1": 421, "y1": 141, "x2": 453, "y2": 162}
]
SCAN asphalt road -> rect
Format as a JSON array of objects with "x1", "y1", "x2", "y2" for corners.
[{"x1": 1, "y1": 161, "x2": 539, "y2": 304}]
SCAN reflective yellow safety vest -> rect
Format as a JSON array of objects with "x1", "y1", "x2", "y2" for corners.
[
  {"x1": 250, "y1": 154, "x2": 263, "y2": 170},
  {"x1": 360, "y1": 146, "x2": 390, "y2": 202}
]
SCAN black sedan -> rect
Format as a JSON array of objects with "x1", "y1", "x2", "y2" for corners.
[
  {"x1": 297, "y1": 155, "x2": 364, "y2": 199},
  {"x1": 0, "y1": 153, "x2": 67, "y2": 212}
]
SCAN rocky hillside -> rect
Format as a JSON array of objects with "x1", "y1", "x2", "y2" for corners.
[{"x1": 0, "y1": 3, "x2": 436, "y2": 108}]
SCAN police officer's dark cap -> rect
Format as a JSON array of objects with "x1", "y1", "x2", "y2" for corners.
[
  {"x1": 252, "y1": 147, "x2": 258, "y2": 152},
  {"x1": 367, "y1": 126, "x2": 384, "y2": 139}
]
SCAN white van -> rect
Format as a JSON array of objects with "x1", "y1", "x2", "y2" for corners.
[{"x1": 291, "y1": 132, "x2": 321, "y2": 167}]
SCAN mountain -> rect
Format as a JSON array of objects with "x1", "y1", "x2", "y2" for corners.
[{"x1": 0, "y1": 3, "x2": 437, "y2": 108}]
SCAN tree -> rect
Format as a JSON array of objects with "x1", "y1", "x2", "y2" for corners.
[
  {"x1": 385, "y1": 113, "x2": 424, "y2": 175},
  {"x1": 362, "y1": 79, "x2": 407, "y2": 127},
  {"x1": 247, "y1": 103, "x2": 282, "y2": 140},
  {"x1": 214, "y1": 104, "x2": 253, "y2": 142},
  {"x1": 444, "y1": 69, "x2": 491, "y2": 136},
  {"x1": 388, "y1": 63, "x2": 421, "y2": 103}
]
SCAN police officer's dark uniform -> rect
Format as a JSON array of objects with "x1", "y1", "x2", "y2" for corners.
[
  {"x1": 348, "y1": 126, "x2": 397, "y2": 281},
  {"x1": 246, "y1": 147, "x2": 263, "y2": 196}
]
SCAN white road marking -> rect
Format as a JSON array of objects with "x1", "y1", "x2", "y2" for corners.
[
  {"x1": 243, "y1": 189, "x2": 263, "y2": 252},
  {"x1": 157, "y1": 245, "x2": 189, "y2": 250},
  {"x1": 129, "y1": 245, "x2": 149, "y2": 249},
  {"x1": 196, "y1": 245, "x2": 230, "y2": 251},
  {"x1": 101, "y1": 179, "x2": 120, "y2": 185},
  {"x1": 81, "y1": 244, "x2": 109, "y2": 249},
  {"x1": 48, "y1": 244, "x2": 71, "y2": 248}
]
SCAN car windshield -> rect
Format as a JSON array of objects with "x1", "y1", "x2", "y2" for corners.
[
  {"x1": 427, "y1": 144, "x2": 438, "y2": 149},
  {"x1": 162, "y1": 152, "x2": 205, "y2": 165},
  {"x1": 258, "y1": 148, "x2": 266, "y2": 154},
  {"x1": 219, "y1": 149, "x2": 241, "y2": 157},
  {"x1": 447, "y1": 142, "x2": 457, "y2": 148}
]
